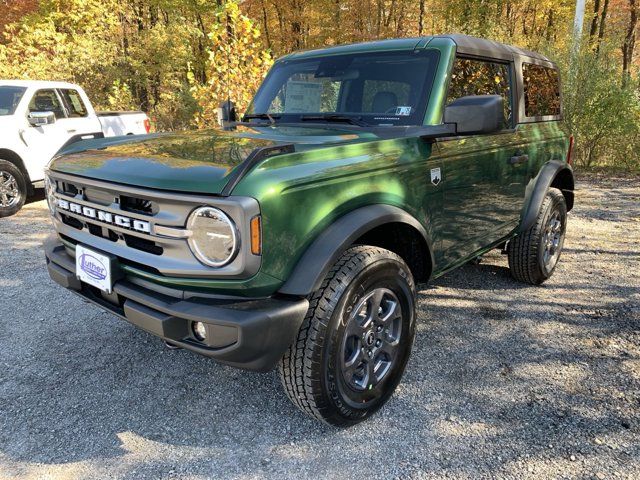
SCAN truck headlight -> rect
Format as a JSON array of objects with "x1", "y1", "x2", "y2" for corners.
[
  {"x1": 187, "y1": 207, "x2": 238, "y2": 267},
  {"x1": 44, "y1": 176, "x2": 56, "y2": 216}
]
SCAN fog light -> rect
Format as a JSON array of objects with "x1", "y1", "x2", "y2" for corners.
[{"x1": 192, "y1": 321, "x2": 207, "y2": 341}]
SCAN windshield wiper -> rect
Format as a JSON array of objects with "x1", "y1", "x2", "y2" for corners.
[
  {"x1": 299, "y1": 114, "x2": 369, "y2": 127},
  {"x1": 243, "y1": 113, "x2": 280, "y2": 125}
]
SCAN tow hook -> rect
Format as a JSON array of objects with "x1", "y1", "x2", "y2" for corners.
[{"x1": 163, "y1": 340, "x2": 182, "y2": 350}]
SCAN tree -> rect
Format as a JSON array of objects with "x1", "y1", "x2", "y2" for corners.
[
  {"x1": 622, "y1": 0, "x2": 638, "y2": 86},
  {"x1": 190, "y1": 1, "x2": 272, "y2": 128},
  {"x1": 0, "y1": 0, "x2": 38, "y2": 41}
]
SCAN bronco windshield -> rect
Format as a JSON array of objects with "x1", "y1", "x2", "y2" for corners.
[
  {"x1": 246, "y1": 50, "x2": 439, "y2": 126},
  {"x1": 0, "y1": 86, "x2": 26, "y2": 116}
]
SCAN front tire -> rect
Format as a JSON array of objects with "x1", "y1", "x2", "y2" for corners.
[
  {"x1": 508, "y1": 187, "x2": 567, "y2": 284},
  {"x1": 279, "y1": 246, "x2": 417, "y2": 427},
  {"x1": 0, "y1": 160, "x2": 27, "y2": 218}
]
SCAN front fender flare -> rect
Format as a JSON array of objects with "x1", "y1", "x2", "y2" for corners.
[
  {"x1": 278, "y1": 204, "x2": 433, "y2": 297},
  {"x1": 520, "y1": 160, "x2": 574, "y2": 232}
]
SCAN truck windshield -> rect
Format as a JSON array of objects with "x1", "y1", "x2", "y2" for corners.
[
  {"x1": 0, "y1": 86, "x2": 27, "y2": 116},
  {"x1": 246, "y1": 50, "x2": 439, "y2": 126}
]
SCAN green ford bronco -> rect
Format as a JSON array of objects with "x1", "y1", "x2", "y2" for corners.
[{"x1": 44, "y1": 34, "x2": 574, "y2": 426}]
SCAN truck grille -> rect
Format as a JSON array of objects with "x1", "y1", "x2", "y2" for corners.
[
  {"x1": 47, "y1": 171, "x2": 261, "y2": 279},
  {"x1": 120, "y1": 195, "x2": 155, "y2": 216}
]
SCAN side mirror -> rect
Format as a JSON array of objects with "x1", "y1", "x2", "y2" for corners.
[
  {"x1": 28, "y1": 111, "x2": 56, "y2": 127},
  {"x1": 217, "y1": 100, "x2": 237, "y2": 130},
  {"x1": 444, "y1": 95, "x2": 504, "y2": 135}
]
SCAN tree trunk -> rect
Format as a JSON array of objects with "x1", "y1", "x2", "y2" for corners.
[
  {"x1": 260, "y1": 0, "x2": 271, "y2": 50},
  {"x1": 596, "y1": 0, "x2": 609, "y2": 54},
  {"x1": 590, "y1": 0, "x2": 601, "y2": 39},
  {"x1": 334, "y1": 0, "x2": 341, "y2": 44},
  {"x1": 194, "y1": 13, "x2": 208, "y2": 84},
  {"x1": 418, "y1": 0, "x2": 425, "y2": 35},
  {"x1": 622, "y1": 0, "x2": 638, "y2": 87},
  {"x1": 546, "y1": 8, "x2": 554, "y2": 42}
]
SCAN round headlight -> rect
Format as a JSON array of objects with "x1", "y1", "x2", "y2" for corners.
[
  {"x1": 44, "y1": 176, "x2": 56, "y2": 216},
  {"x1": 187, "y1": 207, "x2": 238, "y2": 267}
]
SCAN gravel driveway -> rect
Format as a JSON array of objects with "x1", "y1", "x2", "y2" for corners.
[{"x1": 0, "y1": 175, "x2": 638, "y2": 480}]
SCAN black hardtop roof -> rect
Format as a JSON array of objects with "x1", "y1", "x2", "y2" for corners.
[
  {"x1": 437, "y1": 34, "x2": 555, "y2": 65},
  {"x1": 281, "y1": 34, "x2": 556, "y2": 67}
]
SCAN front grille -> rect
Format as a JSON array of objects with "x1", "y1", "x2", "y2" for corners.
[
  {"x1": 123, "y1": 234, "x2": 163, "y2": 255},
  {"x1": 86, "y1": 223, "x2": 118, "y2": 243},
  {"x1": 87, "y1": 223, "x2": 103, "y2": 238},
  {"x1": 60, "y1": 233, "x2": 77, "y2": 245},
  {"x1": 49, "y1": 171, "x2": 260, "y2": 280},
  {"x1": 59, "y1": 233, "x2": 165, "y2": 275},
  {"x1": 121, "y1": 195, "x2": 156, "y2": 216},
  {"x1": 61, "y1": 213, "x2": 83, "y2": 230},
  {"x1": 61, "y1": 182, "x2": 79, "y2": 197}
]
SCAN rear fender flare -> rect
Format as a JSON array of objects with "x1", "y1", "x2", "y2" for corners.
[{"x1": 520, "y1": 160, "x2": 574, "y2": 232}]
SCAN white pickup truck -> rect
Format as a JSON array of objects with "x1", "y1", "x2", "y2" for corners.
[{"x1": 0, "y1": 80, "x2": 150, "y2": 217}]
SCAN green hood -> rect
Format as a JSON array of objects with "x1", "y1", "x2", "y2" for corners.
[{"x1": 49, "y1": 126, "x2": 374, "y2": 194}]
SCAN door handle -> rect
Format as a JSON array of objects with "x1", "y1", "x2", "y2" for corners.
[
  {"x1": 18, "y1": 129, "x2": 28, "y2": 147},
  {"x1": 509, "y1": 154, "x2": 528, "y2": 165},
  {"x1": 67, "y1": 129, "x2": 77, "y2": 134}
]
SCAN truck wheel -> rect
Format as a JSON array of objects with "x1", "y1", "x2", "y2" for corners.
[
  {"x1": 508, "y1": 187, "x2": 567, "y2": 285},
  {"x1": 0, "y1": 160, "x2": 27, "y2": 218},
  {"x1": 279, "y1": 246, "x2": 417, "y2": 427}
]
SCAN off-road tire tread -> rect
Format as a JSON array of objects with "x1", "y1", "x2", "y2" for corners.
[
  {"x1": 508, "y1": 187, "x2": 565, "y2": 285},
  {"x1": 278, "y1": 246, "x2": 407, "y2": 426}
]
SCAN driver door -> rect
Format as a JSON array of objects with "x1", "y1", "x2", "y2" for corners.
[
  {"x1": 434, "y1": 57, "x2": 529, "y2": 267},
  {"x1": 20, "y1": 89, "x2": 70, "y2": 181}
]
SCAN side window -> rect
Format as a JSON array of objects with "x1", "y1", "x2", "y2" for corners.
[
  {"x1": 60, "y1": 89, "x2": 88, "y2": 118},
  {"x1": 523, "y1": 63, "x2": 561, "y2": 117},
  {"x1": 28, "y1": 89, "x2": 66, "y2": 119},
  {"x1": 446, "y1": 57, "x2": 512, "y2": 127},
  {"x1": 362, "y1": 80, "x2": 410, "y2": 113}
]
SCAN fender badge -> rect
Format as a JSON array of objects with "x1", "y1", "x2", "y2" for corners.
[{"x1": 431, "y1": 167, "x2": 441, "y2": 186}]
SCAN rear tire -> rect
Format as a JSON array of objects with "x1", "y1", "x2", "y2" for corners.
[
  {"x1": 279, "y1": 246, "x2": 417, "y2": 427},
  {"x1": 508, "y1": 187, "x2": 567, "y2": 284},
  {"x1": 0, "y1": 160, "x2": 27, "y2": 218}
]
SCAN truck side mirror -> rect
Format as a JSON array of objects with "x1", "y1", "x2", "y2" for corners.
[
  {"x1": 444, "y1": 95, "x2": 504, "y2": 135},
  {"x1": 28, "y1": 111, "x2": 56, "y2": 127},
  {"x1": 217, "y1": 100, "x2": 237, "y2": 130}
]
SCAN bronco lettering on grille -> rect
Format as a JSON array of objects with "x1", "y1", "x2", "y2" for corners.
[{"x1": 56, "y1": 198, "x2": 151, "y2": 234}]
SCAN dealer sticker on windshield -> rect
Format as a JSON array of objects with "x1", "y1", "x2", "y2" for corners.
[
  {"x1": 76, "y1": 244, "x2": 113, "y2": 293},
  {"x1": 395, "y1": 106, "x2": 412, "y2": 116}
]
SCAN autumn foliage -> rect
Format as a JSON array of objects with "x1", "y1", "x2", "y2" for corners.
[{"x1": 0, "y1": 0, "x2": 638, "y2": 169}]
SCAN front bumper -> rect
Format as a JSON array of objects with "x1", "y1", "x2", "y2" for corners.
[{"x1": 44, "y1": 237, "x2": 309, "y2": 372}]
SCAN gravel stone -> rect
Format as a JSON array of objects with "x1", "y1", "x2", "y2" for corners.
[{"x1": 0, "y1": 175, "x2": 639, "y2": 479}]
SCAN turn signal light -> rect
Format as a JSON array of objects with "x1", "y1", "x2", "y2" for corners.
[{"x1": 250, "y1": 215, "x2": 262, "y2": 255}]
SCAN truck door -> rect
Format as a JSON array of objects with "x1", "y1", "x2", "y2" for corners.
[
  {"x1": 57, "y1": 88, "x2": 104, "y2": 143},
  {"x1": 19, "y1": 89, "x2": 69, "y2": 182},
  {"x1": 433, "y1": 56, "x2": 528, "y2": 267}
]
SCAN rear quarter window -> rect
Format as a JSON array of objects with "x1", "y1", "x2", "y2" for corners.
[{"x1": 523, "y1": 63, "x2": 561, "y2": 118}]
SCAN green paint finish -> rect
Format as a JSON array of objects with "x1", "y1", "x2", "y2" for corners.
[
  {"x1": 432, "y1": 121, "x2": 567, "y2": 266},
  {"x1": 235, "y1": 121, "x2": 567, "y2": 286},
  {"x1": 233, "y1": 136, "x2": 441, "y2": 282},
  {"x1": 48, "y1": 38, "x2": 570, "y2": 297},
  {"x1": 49, "y1": 126, "x2": 373, "y2": 193},
  {"x1": 420, "y1": 38, "x2": 458, "y2": 125}
]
